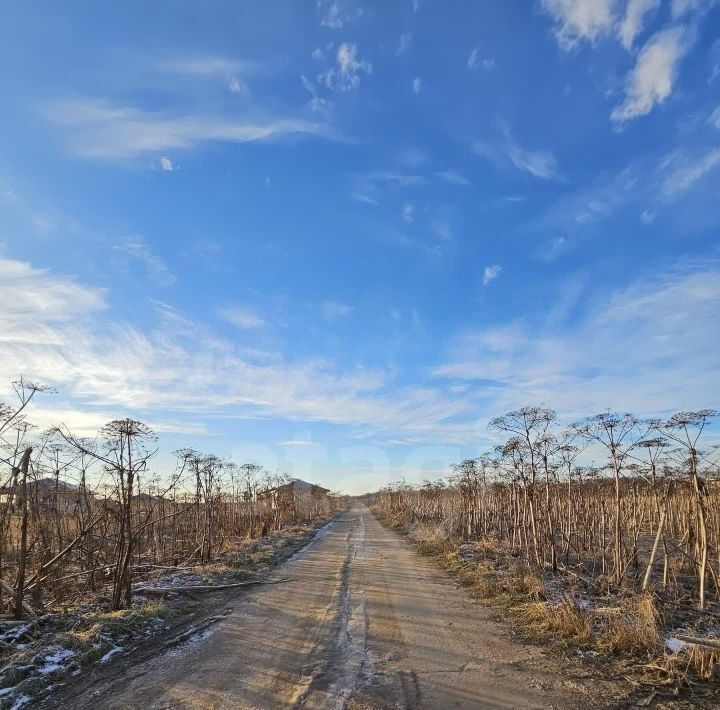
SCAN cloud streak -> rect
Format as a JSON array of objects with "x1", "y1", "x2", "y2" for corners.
[
  {"x1": 0, "y1": 258, "x2": 478, "y2": 443},
  {"x1": 612, "y1": 26, "x2": 690, "y2": 123},
  {"x1": 434, "y1": 262, "x2": 720, "y2": 418},
  {"x1": 114, "y1": 236, "x2": 176, "y2": 287},
  {"x1": 474, "y1": 134, "x2": 560, "y2": 180},
  {"x1": 618, "y1": 0, "x2": 661, "y2": 49},
  {"x1": 48, "y1": 98, "x2": 331, "y2": 159},
  {"x1": 219, "y1": 306, "x2": 266, "y2": 329}
]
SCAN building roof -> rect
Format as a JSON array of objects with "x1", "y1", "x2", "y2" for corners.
[
  {"x1": 260, "y1": 478, "x2": 330, "y2": 495},
  {"x1": 0, "y1": 478, "x2": 93, "y2": 496},
  {"x1": 33, "y1": 478, "x2": 81, "y2": 492}
]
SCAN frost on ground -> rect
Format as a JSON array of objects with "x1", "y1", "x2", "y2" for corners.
[
  {"x1": 166, "y1": 628, "x2": 215, "y2": 658},
  {"x1": 98, "y1": 647, "x2": 124, "y2": 664},
  {"x1": 666, "y1": 638, "x2": 688, "y2": 654},
  {"x1": 37, "y1": 647, "x2": 75, "y2": 675},
  {"x1": 8, "y1": 695, "x2": 30, "y2": 710},
  {"x1": 0, "y1": 608, "x2": 167, "y2": 709}
]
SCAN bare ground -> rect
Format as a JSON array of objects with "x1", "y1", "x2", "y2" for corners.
[{"x1": 43, "y1": 504, "x2": 632, "y2": 709}]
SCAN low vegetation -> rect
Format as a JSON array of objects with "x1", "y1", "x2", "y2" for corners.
[{"x1": 369, "y1": 406, "x2": 720, "y2": 690}]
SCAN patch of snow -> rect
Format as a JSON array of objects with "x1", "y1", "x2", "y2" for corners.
[
  {"x1": 577, "y1": 599, "x2": 592, "y2": 610},
  {"x1": 10, "y1": 695, "x2": 31, "y2": 710},
  {"x1": 167, "y1": 628, "x2": 215, "y2": 658},
  {"x1": 98, "y1": 646, "x2": 124, "y2": 664},
  {"x1": 135, "y1": 573, "x2": 204, "y2": 591},
  {"x1": 37, "y1": 647, "x2": 74, "y2": 675},
  {"x1": 0, "y1": 686, "x2": 17, "y2": 698},
  {"x1": 0, "y1": 623, "x2": 31, "y2": 644},
  {"x1": 666, "y1": 637, "x2": 687, "y2": 654}
]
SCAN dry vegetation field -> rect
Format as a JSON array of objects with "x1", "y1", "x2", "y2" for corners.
[
  {"x1": 0, "y1": 379, "x2": 346, "y2": 706},
  {"x1": 369, "y1": 406, "x2": 720, "y2": 691}
]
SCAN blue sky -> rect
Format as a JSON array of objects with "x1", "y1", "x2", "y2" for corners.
[{"x1": 1, "y1": 0, "x2": 719, "y2": 492}]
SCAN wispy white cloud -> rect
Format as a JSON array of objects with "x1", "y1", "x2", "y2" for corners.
[
  {"x1": 661, "y1": 147, "x2": 720, "y2": 195},
  {"x1": 468, "y1": 48, "x2": 496, "y2": 70},
  {"x1": 618, "y1": 0, "x2": 661, "y2": 49},
  {"x1": 611, "y1": 26, "x2": 690, "y2": 123},
  {"x1": 671, "y1": 0, "x2": 718, "y2": 18},
  {"x1": 709, "y1": 106, "x2": 720, "y2": 129},
  {"x1": 402, "y1": 202, "x2": 415, "y2": 223},
  {"x1": 114, "y1": 236, "x2": 176, "y2": 287},
  {"x1": 397, "y1": 32, "x2": 412, "y2": 56},
  {"x1": 641, "y1": 209, "x2": 656, "y2": 224},
  {"x1": 48, "y1": 98, "x2": 330, "y2": 159},
  {"x1": 350, "y1": 171, "x2": 425, "y2": 206},
  {"x1": 0, "y1": 258, "x2": 105, "y2": 328},
  {"x1": 219, "y1": 306, "x2": 265, "y2": 329},
  {"x1": 366, "y1": 172, "x2": 425, "y2": 187},
  {"x1": 159, "y1": 156, "x2": 174, "y2": 171},
  {"x1": 525, "y1": 165, "x2": 644, "y2": 249},
  {"x1": 318, "y1": 42, "x2": 372, "y2": 92},
  {"x1": 474, "y1": 132, "x2": 560, "y2": 180},
  {"x1": 436, "y1": 169, "x2": 470, "y2": 186},
  {"x1": 317, "y1": 0, "x2": 363, "y2": 29},
  {"x1": 157, "y1": 56, "x2": 255, "y2": 78},
  {"x1": 482, "y1": 264, "x2": 502, "y2": 286},
  {"x1": 0, "y1": 258, "x2": 479, "y2": 442},
  {"x1": 300, "y1": 74, "x2": 335, "y2": 116},
  {"x1": 433, "y1": 262, "x2": 720, "y2": 418},
  {"x1": 351, "y1": 192, "x2": 379, "y2": 206},
  {"x1": 278, "y1": 439, "x2": 319, "y2": 447},
  {"x1": 320, "y1": 300, "x2": 352, "y2": 321},
  {"x1": 506, "y1": 142, "x2": 559, "y2": 179},
  {"x1": 541, "y1": 0, "x2": 617, "y2": 49},
  {"x1": 228, "y1": 76, "x2": 245, "y2": 94},
  {"x1": 412, "y1": 77, "x2": 422, "y2": 94},
  {"x1": 538, "y1": 236, "x2": 569, "y2": 261},
  {"x1": 155, "y1": 55, "x2": 252, "y2": 94}
]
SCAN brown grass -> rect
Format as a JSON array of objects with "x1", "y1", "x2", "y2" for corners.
[
  {"x1": 411, "y1": 521, "x2": 454, "y2": 554},
  {"x1": 522, "y1": 600, "x2": 594, "y2": 645},
  {"x1": 685, "y1": 645, "x2": 720, "y2": 680},
  {"x1": 596, "y1": 594, "x2": 662, "y2": 657}
]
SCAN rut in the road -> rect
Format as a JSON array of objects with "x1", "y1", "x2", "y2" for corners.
[{"x1": 291, "y1": 511, "x2": 370, "y2": 708}]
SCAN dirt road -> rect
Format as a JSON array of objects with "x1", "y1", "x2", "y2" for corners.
[{"x1": 52, "y1": 504, "x2": 621, "y2": 709}]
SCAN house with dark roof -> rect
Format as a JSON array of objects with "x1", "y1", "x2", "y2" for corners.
[
  {"x1": 257, "y1": 478, "x2": 330, "y2": 509},
  {"x1": 0, "y1": 477, "x2": 94, "y2": 512}
]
